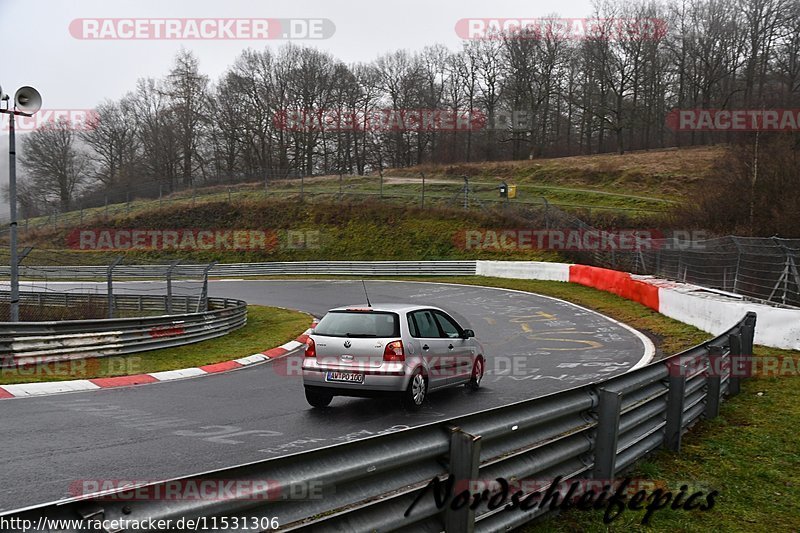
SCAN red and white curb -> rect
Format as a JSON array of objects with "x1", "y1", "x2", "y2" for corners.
[{"x1": 0, "y1": 321, "x2": 317, "y2": 399}]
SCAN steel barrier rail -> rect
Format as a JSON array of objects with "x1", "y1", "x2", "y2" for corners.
[
  {"x1": 0, "y1": 261, "x2": 479, "y2": 279},
  {"x1": 0, "y1": 295, "x2": 247, "y2": 367},
  {"x1": 0, "y1": 312, "x2": 756, "y2": 532}
]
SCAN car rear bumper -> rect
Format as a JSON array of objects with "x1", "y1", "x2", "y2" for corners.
[{"x1": 302, "y1": 362, "x2": 409, "y2": 393}]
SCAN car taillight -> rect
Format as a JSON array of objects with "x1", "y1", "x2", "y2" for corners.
[
  {"x1": 305, "y1": 338, "x2": 316, "y2": 358},
  {"x1": 383, "y1": 340, "x2": 404, "y2": 362}
]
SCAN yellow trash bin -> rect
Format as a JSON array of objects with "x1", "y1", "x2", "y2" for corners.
[{"x1": 507, "y1": 184, "x2": 517, "y2": 199}]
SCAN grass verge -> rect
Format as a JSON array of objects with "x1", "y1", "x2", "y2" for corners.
[
  {"x1": 0, "y1": 305, "x2": 311, "y2": 385},
  {"x1": 521, "y1": 364, "x2": 800, "y2": 532}
]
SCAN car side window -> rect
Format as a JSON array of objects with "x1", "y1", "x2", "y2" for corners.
[
  {"x1": 433, "y1": 311, "x2": 462, "y2": 339},
  {"x1": 407, "y1": 313, "x2": 419, "y2": 337},
  {"x1": 410, "y1": 310, "x2": 440, "y2": 338}
]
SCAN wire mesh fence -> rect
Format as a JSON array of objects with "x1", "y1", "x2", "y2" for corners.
[
  {"x1": 499, "y1": 201, "x2": 800, "y2": 307},
  {"x1": 0, "y1": 249, "x2": 217, "y2": 321},
  {"x1": 0, "y1": 172, "x2": 666, "y2": 237}
]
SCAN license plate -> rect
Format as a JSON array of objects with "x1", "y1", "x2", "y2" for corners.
[{"x1": 325, "y1": 371, "x2": 364, "y2": 384}]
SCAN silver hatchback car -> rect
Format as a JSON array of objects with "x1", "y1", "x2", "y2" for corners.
[{"x1": 302, "y1": 304, "x2": 485, "y2": 410}]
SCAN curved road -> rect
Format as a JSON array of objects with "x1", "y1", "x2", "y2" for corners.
[{"x1": 0, "y1": 280, "x2": 652, "y2": 512}]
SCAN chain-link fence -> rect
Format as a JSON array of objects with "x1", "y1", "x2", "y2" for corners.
[
  {"x1": 0, "y1": 249, "x2": 216, "y2": 321},
  {"x1": 0, "y1": 172, "x2": 667, "y2": 237},
  {"x1": 510, "y1": 204, "x2": 800, "y2": 307},
  {"x1": 635, "y1": 237, "x2": 800, "y2": 307}
]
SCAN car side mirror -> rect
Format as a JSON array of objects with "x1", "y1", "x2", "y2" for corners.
[{"x1": 462, "y1": 329, "x2": 475, "y2": 338}]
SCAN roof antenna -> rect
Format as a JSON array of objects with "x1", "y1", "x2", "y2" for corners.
[{"x1": 361, "y1": 280, "x2": 372, "y2": 308}]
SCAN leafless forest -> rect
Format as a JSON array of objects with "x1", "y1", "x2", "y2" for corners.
[{"x1": 16, "y1": 0, "x2": 800, "y2": 222}]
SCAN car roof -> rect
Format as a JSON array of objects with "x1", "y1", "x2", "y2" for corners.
[{"x1": 328, "y1": 303, "x2": 443, "y2": 314}]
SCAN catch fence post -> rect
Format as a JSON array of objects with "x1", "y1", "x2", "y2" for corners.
[
  {"x1": 198, "y1": 262, "x2": 217, "y2": 312},
  {"x1": 420, "y1": 172, "x2": 426, "y2": 209},
  {"x1": 166, "y1": 260, "x2": 181, "y2": 314},
  {"x1": 107, "y1": 256, "x2": 124, "y2": 319}
]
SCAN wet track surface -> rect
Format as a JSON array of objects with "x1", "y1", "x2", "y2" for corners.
[{"x1": 0, "y1": 280, "x2": 651, "y2": 511}]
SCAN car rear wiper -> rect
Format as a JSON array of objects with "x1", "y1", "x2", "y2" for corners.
[{"x1": 344, "y1": 333, "x2": 377, "y2": 338}]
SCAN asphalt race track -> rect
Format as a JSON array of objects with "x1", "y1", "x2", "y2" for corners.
[{"x1": 0, "y1": 280, "x2": 652, "y2": 512}]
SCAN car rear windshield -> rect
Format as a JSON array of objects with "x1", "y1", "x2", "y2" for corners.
[{"x1": 313, "y1": 310, "x2": 400, "y2": 338}]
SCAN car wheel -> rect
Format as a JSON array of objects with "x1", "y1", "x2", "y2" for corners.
[
  {"x1": 402, "y1": 369, "x2": 427, "y2": 411},
  {"x1": 305, "y1": 388, "x2": 333, "y2": 408},
  {"x1": 466, "y1": 356, "x2": 484, "y2": 390}
]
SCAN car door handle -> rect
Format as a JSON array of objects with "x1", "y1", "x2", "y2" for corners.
[
  {"x1": 448, "y1": 344, "x2": 454, "y2": 350},
  {"x1": 422, "y1": 344, "x2": 429, "y2": 350}
]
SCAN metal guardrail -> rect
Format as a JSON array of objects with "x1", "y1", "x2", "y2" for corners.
[
  {"x1": 0, "y1": 261, "x2": 479, "y2": 279},
  {"x1": 0, "y1": 312, "x2": 756, "y2": 532},
  {"x1": 0, "y1": 295, "x2": 247, "y2": 367}
]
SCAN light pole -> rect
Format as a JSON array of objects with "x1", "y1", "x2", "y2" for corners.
[{"x1": 0, "y1": 84, "x2": 42, "y2": 322}]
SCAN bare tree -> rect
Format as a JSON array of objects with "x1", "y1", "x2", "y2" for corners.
[
  {"x1": 19, "y1": 119, "x2": 89, "y2": 212},
  {"x1": 81, "y1": 97, "x2": 140, "y2": 190}
]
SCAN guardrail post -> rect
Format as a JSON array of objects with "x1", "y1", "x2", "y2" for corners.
[
  {"x1": 445, "y1": 427, "x2": 481, "y2": 533},
  {"x1": 664, "y1": 359, "x2": 687, "y2": 452},
  {"x1": 728, "y1": 332, "x2": 743, "y2": 396},
  {"x1": 742, "y1": 312, "x2": 756, "y2": 357},
  {"x1": 593, "y1": 388, "x2": 623, "y2": 480},
  {"x1": 705, "y1": 345, "x2": 724, "y2": 419}
]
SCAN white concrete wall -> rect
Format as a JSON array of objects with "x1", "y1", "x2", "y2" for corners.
[
  {"x1": 659, "y1": 287, "x2": 800, "y2": 350},
  {"x1": 476, "y1": 260, "x2": 572, "y2": 282}
]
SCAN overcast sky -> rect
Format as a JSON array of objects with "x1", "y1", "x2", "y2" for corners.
[{"x1": 0, "y1": 0, "x2": 596, "y2": 109}]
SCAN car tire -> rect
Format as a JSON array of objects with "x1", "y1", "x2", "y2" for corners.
[
  {"x1": 402, "y1": 369, "x2": 427, "y2": 411},
  {"x1": 466, "y1": 356, "x2": 484, "y2": 390},
  {"x1": 305, "y1": 388, "x2": 333, "y2": 408}
]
